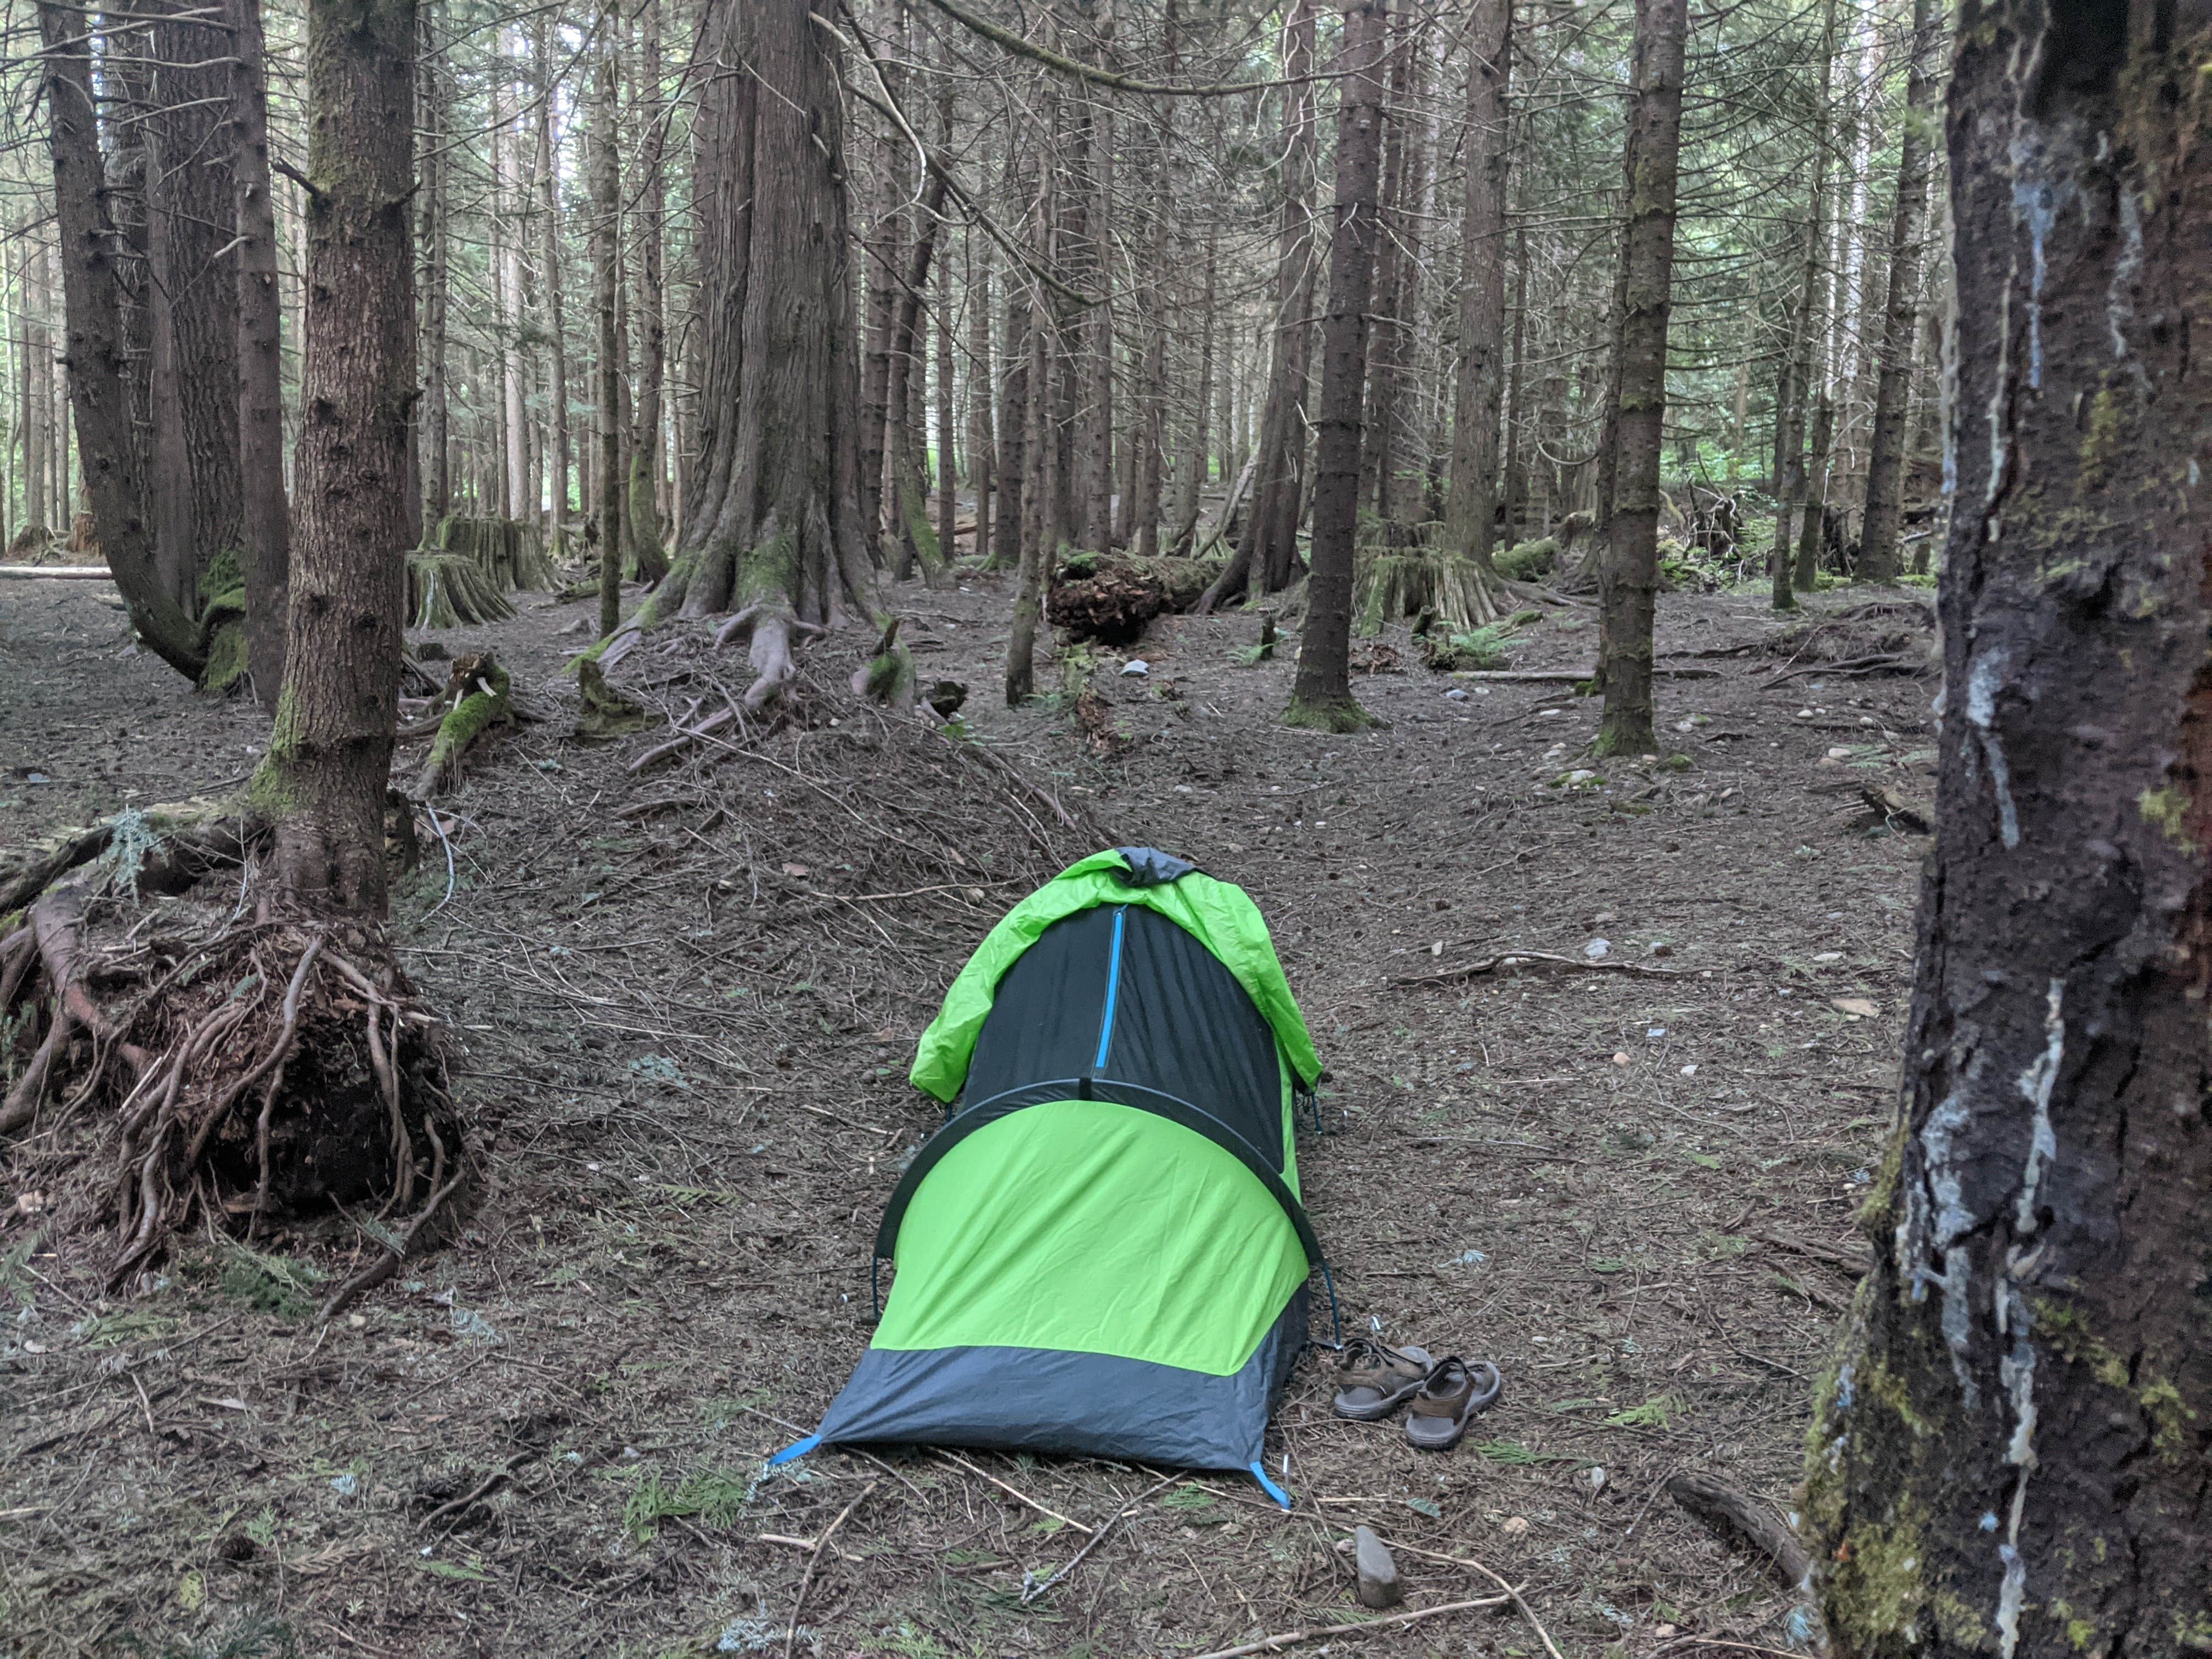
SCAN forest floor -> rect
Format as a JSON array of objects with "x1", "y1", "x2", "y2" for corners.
[{"x1": 1, "y1": 558, "x2": 1940, "y2": 1658}]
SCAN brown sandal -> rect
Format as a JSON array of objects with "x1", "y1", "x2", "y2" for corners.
[
  {"x1": 1404, "y1": 1357, "x2": 1503, "y2": 1451},
  {"x1": 1331, "y1": 1340, "x2": 1434, "y2": 1421}
]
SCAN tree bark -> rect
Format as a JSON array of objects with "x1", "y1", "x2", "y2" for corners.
[
  {"x1": 1199, "y1": 0, "x2": 1316, "y2": 611},
  {"x1": 1286, "y1": 0, "x2": 1389, "y2": 731},
  {"x1": 1593, "y1": 0, "x2": 1686, "y2": 758},
  {"x1": 592, "y1": 25, "x2": 623, "y2": 637},
  {"x1": 641, "y1": 0, "x2": 873, "y2": 657},
  {"x1": 253, "y1": 0, "x2": 415, "y2": 916},
  {"x1": 886, "y1": 170, "x2": 954, "y2": 580},
  {"x1": 1805, "y1": 3, "x2": 2212, "y2": 1648},
  {"x1": 626, "y1": 0, "x2": 669, "y2": 581},
  {"x1": 37, "y1": 0, "x2": 204, "y2": 681},
  {"x1": 1445, "y1": 0, "x2": 1512, "y2": 567},
  {"x1": 967, "y1": 237, "x2": 995, "y2": 568},
  {"x1": 1853, "y1": 0, "x2": 1937, "y2": 584},
  {"x1": 1796, "y1": 390, "x2": 1832, "y2": 587},
  {"x1": 421, "y1": 3, "x2": 451, "y2": 527},
  {"x1": 232, "y1": 0, "x2": 289, "y2": 695},
  {"x1": 152, "y1": 0, "x2": 244, "y2": 596},
  {"x1": 536, "y1": 13, "x2": 571, "y2": 529}
]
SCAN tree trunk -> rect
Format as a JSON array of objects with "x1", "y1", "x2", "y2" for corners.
[
  {"x1": 255, "y1": 0, "x2": 414, "y2": 915},
  {"x1": 153, "y1": 0, "x2": 244, "y2": 600},
  {"x1": 1796, "y1": 390, "x2": 1832, "y2": 587},
  {"x1": 421, "y1": 3, "x2": 452, "y2": 527},
  {"x1": 232, "y1": 0, "x2": 289, "y2": 695},
  {"x1": 626, "y1": 0, "x2": 669, "y2": 582},
  {"x1": 1200, "y1": 0, "x2": 1316, "y2": 611},
  {"x1": 1286, "y1": 0, "x2": 1389, "y2": 732},
  {"x1": 967, "y1": 237, "x2": 995, "y2": 569},
  {"x1": 1361, "y1": 12, "x2": 1414, "y2": 528},
  {"x1": 536, "y1": 14, "x2": 571, "y2": 529},
  {"x1": 1853, "y1": 0, "x2": 1937, "y2": 584},
  {"x1": 934, "y1": 199, "x2": 957, "y2": 568},
  {"x1": 1173, "y1": 216, "x2": 1217, "y2": 544},
  {"x1": 1805, "y1": 4, "x2": 2212, "y2": 1648},
  {"x1": 1445, "y1": 0, "x2": 1512, "y2": 567},
  {"x1": 995, "y1": 262, "x2": 1029, "y2": 577},
  {"x1": 1593, "y1": 0, "x2": 1686, "y2": 758},
  {"x1": 37, "y1": 0, "x2": 204, "y2": 680},
  {"x1": 887, "y1": 170, "x2": 955, "y2": 581},
  {"x1": 1005, "y1": 307, "x2": 1051, "y2": 704},
  {"x1": 631, "y1": 0, "x2": 871, "y2": 672},
  {"x1": 592, "y1": 26, "x2": 623, "y2": 637}
]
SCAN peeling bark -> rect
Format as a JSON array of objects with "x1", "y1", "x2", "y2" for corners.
[{"x1": 1805, "y1": 3, "x2": 2212, "y2": 1651}]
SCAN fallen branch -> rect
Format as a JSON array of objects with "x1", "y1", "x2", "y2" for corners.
[
  {"x1": 1022, "y1": 1471, "x2": 1179, "y2": 1605},
  {"x1": 1446, "y1": 665, "x2": 1722, "y2": 682},
  {"x1": 785, "y1": 1481, "x2": 876, "y2": 1659},
  {"x1": 935, "y1": 1449, "x2": 1095, "y2": 1534},
  {"x1": 420, "y1": 1452, "x2": 533, "y2": 1531},
  {"x1": 315, "y1": 1166, "x2": 467, "y2": 1322},
  {"x1": 1663, "y1": 1470, "x2": 1813, "y2": 1592},
  {"x1": 0, "y1": 564, "x2": 113, "y2": 580},
  {"x1": 1397, "y1": 949, "x2": 1686, "y2": 987},
  {"x1": 1754, "y1": 1227, "x2": 1871, "y2": 1278},
  {"x1": 1357, "y1": 1539, "x2": 1568, "y2": 1659},
  {"x1": 1186, "y1": 1596, "x2": 1513, "y2": 1659}
]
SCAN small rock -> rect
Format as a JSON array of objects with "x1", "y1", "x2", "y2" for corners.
[
  {"x1": 1583, "y1": 938, "x2": 1610, "y2": 959},
  {"x1": 1446, "y1": 688, "x2": 1470, "y2": 702},
  {"x1": 1832, "y1": 996, "x2": 1881, "y2": 1018},
  {"x1": 1500, "y1": 1515, "x2": 1531, "y2": 1538},
  {"x1": 1611, "y1": 1051, "x2": 1632, "y2": 1065},
  {"x1": 1121, "y1": 659, "x2": 1150, "y2": 676},
  {"x1": 1580, "y1": 1465, "x2": 1608, "y2": 1497},
  {"x1": 1353, "y1": 1526, "x2": 1403, "y2": 1609}
]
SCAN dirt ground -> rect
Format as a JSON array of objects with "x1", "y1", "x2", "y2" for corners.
[{"x1": 1, "y1": 559, "x2": 1938, "y2": 1658}]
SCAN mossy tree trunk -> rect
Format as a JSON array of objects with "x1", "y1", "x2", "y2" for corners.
[
  {"x1": 255, "y1": 0, "x2": 415, "y2": 915},
  {"x1": 1592, "y1": 0, "x2": 1684, "y2": 758},
  {"x1": 1804, "y1": 3, "x2": 2212, "y2": 1650},
  {"x1": 1286, "y1": 0, "x2": 1387, "y2": 732}
]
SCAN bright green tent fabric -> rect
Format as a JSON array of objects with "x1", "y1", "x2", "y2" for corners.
[{"x1": 876, "y1": 1100, "x2": 1309, "y2": 1375}]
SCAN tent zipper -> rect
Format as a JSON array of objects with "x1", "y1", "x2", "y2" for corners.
[{"x1": 1093, "y1": 905, "x2": 1128, "y2": 1071}]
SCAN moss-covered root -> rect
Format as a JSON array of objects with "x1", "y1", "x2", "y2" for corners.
[
  {"x1": 574, "y1": 657, "x2": 659, "y2": 742},
  {"x1": 413, "y1": 656, "x2": 514, "y2": 797},
  {"x1": 1284, "y1": 692, "x2": 1378, "y2": 734},
  {"x1": 852, "y1": 616, "x2": 918, "y2": 707}
]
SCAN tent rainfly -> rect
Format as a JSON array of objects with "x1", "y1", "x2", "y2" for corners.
[{"x1": 769, "y1": 848, "x2": 1330, "y2": 1506}]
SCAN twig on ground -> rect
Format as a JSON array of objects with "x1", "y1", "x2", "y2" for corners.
[
  {"x1": 422, "y1": 806, "x2": 459, "y2": 919},
  {"x1": 785, "y1": 1480, "x2": 876, "y2": 1658},
  {"x1": 421, "y1": 1453, "x2": 533, "y2": 1531},
  {"x1": 935, "y1": 1449, "x2": 1096, "y2": 1533},
  {"x1": 1186, "y1": 1596, "x2": 1512, "y2": 1659},
  {"x1": 1360, "y1": 1537, "x2": 1568, "y2": 1659},
  {"x1": 315, "y1": 1167, "x2": 467, "y2": 1322},
  {"x1": 1022, "y1": 1471, "x2": 1179, "y2": 1604},
  {"x1": 1396, "y1": 949, "x2": 1686, "y2": 986}
]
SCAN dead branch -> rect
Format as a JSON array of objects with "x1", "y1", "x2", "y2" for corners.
[
  {"x1": 1186, "y1": 1598, "x2": 1514, "y2": 1659},
  {"x1": 1663, "y1": 1470, "x2": 1814, "y2": 1590},
  {"x1": 1396, "y1": 949, "x2": 1687, "y2": 986}
]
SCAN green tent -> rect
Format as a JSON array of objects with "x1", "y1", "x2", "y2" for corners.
[{"x1": 770, "y1": 849, "x2": 1329, "y2": 1505}]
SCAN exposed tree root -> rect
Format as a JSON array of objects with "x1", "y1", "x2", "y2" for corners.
[{"x1": 0, "y1": 822, "x2": 469, "y2": 1296}]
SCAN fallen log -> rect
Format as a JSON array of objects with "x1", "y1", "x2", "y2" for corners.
[{"x1": 0, "y1": 564, "x2": 115, "y2": 580}]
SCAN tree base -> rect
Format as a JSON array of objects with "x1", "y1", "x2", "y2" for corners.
[
  {"x1": 1283, "y1": 693, "x2": 1378, "y2": 733},
  {"x1": 1, "y1": 819, "x2": 467, "y2": 1300}
]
